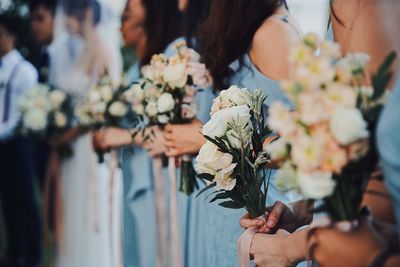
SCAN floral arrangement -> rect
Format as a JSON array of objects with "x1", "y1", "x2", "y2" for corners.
[
  {"x1": 75, "y1": 76, "x2": 138, "y2": 129},
  {"x1": 267, "y1": 33, "x2": 395, "y2": 221},
  {"x1": 19, "y1": 84, "x2": 72, "y2": 136},
  {"x1": 136, "y1": 41, "x2": 212, "y2": 195},
  {"x1": 75, "y1": 76, "x2": 140, "y2": 162},
  {"x1": 195, "y1": 85, "x2": 272, "y2": 218}
]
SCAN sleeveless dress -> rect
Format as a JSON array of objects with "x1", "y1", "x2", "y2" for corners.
[
  {"x1": 377, "y1": 71, "x2": 400, "y2": 230},
  {"x1": 50, "y1": 34, "x2": 123, "y2": 267}
]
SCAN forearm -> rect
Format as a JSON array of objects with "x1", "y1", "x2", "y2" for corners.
[{"x1": 285, "y1": 228, "x2": 309, "y2": 265}]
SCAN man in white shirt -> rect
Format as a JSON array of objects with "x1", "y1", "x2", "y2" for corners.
[{"x1": 0, "y1": 14, "x2": 42, "y2": 267}]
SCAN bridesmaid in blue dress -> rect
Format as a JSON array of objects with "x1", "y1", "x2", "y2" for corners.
[
  {"x1": 197, "y1": 0, "x2": 302, "y2": 265},
  {"x1": 94, "y1": 1, "x2": 182, "y2": 267},
  {"x1": 161, "y1": 1, "x2": 215, "y2": 266}
]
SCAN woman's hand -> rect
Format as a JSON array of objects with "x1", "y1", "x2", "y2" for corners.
[
  {"x1": 250, "y1": 229, "x2": 307, "y2": 267},
  {"x1": 308, "y1": 218, "x2": 386, "y2": 267},
  {"x1": 143, "y1": 126, "x2": 166, "y2": 157},
  {"x1": 164, "y1": 120, "x2": 206, "y2": 157},
  {"x1": 92, "y1": 127, "x2": 132, "y2": 151},
  {"x1": 240, "y1": 200, "x2": 313, "y2": 233}
]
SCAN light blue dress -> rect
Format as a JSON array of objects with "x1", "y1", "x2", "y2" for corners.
[
  {"x1": 163, "y1": 37, "x2": 216, "y2": 267},
  {"x1": 203, "y1": 54, "x2": 296, "y2": 267},
  {"x1": 121, "y1": 62, "x2": 157, "y2": 267},
  {"x1": 377, "y1": 71, "x2": 400, "y2": 230}
]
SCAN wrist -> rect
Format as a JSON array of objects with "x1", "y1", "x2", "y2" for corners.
[{"x1": 285, "y1": 229, "x2": 308, "y2": 265}]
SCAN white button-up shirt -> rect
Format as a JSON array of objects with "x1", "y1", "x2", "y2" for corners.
[{"x1": 0, "y1": 50, "x2": 38, "y2": 141}]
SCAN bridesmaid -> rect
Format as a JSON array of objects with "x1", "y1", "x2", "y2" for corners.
[
  {"x1": 93, "y1": 1, "x2": 181, "y2": 267},
  {"x1": 198, "y1": 0, "x2": 302, "y2": 265},
  {"x1": 161, "y1": 1, "x2": 214, "y2": 266}
]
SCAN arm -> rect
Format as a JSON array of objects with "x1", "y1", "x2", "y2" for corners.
[{"x1": 0, "y1": 63, "x2": 37, "y2": 141}]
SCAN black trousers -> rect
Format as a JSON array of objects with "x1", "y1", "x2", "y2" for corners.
[{"x1": 0, "y1": 137, "x2": 42, "y2": 265}]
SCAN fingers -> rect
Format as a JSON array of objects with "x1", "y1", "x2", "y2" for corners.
[
  {"x1": 239, "y1": 213, "x2": 266, "y2": 229},
  {"x1": 266, "y1": 201, "x2": 286, "y2": 230}
]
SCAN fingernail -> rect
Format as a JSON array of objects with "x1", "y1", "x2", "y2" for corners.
[
  {"x1": 256, "y1": 220, "x2": 264, "y2": 226},
  {"x1": 267, "y1": 219, "x2": 275, "y2": 227}
]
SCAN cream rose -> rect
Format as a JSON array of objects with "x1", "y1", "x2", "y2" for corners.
[
  {"x1": 330, "y1": 106, "x2": 369, "y2": 145},
  {"x1": 100, "y1": 85, "x2": 113, "y2": 102},
  {"x1": 145, "y1": 101, "x2": 158, "y2": 117},
  {"x1": 194, "y1": 141, "x2": 233, "y2": 175},
  {"x1": 157, "y1": 93, "x2": 175, "y2": 113},
  {"x1": 297, "y1": 170, "x2": 336, "y2": 199},
  {"x1": 49, "y1": 90, "x2": 66, "y2": 109},
  {"x1": 214, "y1": 163, "x2": 237, "y2": 191},
  {"x1": 202, "y1": 105, "x2": 251, "y2": 139},
  {"x1": 108, "y1": 101, "x2": 128, "y2": 117},
  {"x1": 163, "y1": 63, "x2": 188, "y2": 89},
  {"x1": 24, "y1": 108, "x2": 47, "y2": 131},
  {"x1": 54, "y1": 111, "x2": 67, "y2": 128}
]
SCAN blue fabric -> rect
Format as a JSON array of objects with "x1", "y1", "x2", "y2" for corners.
[
  {"x1": 121, "y1": 60, "x2": 156, "y2": 267},
  {"x1": 377, "y1": 71, "x2": 400, "y2": 231},
  {"x1": 203, "y1": 54, "x2": 297, "y2": 267}
]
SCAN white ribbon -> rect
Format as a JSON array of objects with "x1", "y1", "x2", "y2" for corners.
[
  {"x1": 152, "y1": 157, "x2": 169, "y2": 267},
  {"x1": 237, "y1": 214, "x2": 266, "y2": 267},
  {"x1": 168, "y1": 157, "x2": 181, "y2": 267}
]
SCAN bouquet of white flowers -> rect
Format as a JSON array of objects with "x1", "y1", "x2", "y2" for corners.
[
  {"x1": 19, "y1": 84, "x2": 73, "y2": 137},
  {"x1": 75, "y1": 76, "x2": 140, "y2": 162},
  {"x1": 267, "y1": 33, "x2": 395, "y2": 222},
  {"x1": 195, "y1": 85, "x2": 272, "y2": 218},
  {"x1": 136, "y1": 41, "x2": 212, "y2": 195}
]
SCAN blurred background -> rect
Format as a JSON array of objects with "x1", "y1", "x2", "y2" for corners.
[{"x1": 0, "y1": 0, "x2": 330, "y2": 265}]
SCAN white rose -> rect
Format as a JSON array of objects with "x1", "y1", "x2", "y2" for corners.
[
  {"x1": 88, "y1": 89, "x2": 102, "y2": 102},
  {"x1": 129, "y1": 84, "x2": 144, "y2": 102},
  {"x1": 214, "y1": 163, "x2": 237, "y2": 191},
  {"x1": 194, "y1": 141, "x2": 233, "y2": 175},
  {"x1": 203, "y1": 105, "x2": 251, "y2": 139},
  {"x1": 145, "y1": 101, "x2": 158, "y2": 117},
  {"x1": 108, "y1": 101, "x2": 128, "y2": 117},
  {"x1": 133, "y1": 104, "x2": 144, "y2": 115},
  {"x1": 220, "y1": 85, "x2": 252, "y2": 106},
  {"x1": 93, "y1": 101, "x2": 107, "y2": 114},
  {"x1": 23, "y1": 109, "x2": 47, "y2": 131},
  {"x1": 49, "y1": 90, "x2": 66, "y2": 109},
  {"x1": 297, "y1": 171, "x2": 336, "y2": 199},
  {"x1": 163, "y1": 63, "x2": 188, "y2": 89},
  {"x1": 54, "y1": 111, "x2": 67, "y2": 128},
  {"x1": 157, "y1": 93, "x2": 175, "y2": 113},
  {"x1": 266, "y1": 137, "x2": 288, "y2": 160},
  {"x1": 330, "y1": 107, "x2": 369, "y2": 145},
  {"x1": 157, "y1": 114, "x2": 170, "y2": 124},
  {"x1": 100, "y1": 85, "x2": 113, "y2": 102}
]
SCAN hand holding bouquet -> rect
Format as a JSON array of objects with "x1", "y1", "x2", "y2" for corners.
[
  {"x1": 138, "y1": 41, "x2": 212, "y2": 194},
  {"x1": 75, "y1": 76, "x2": 140, "y2": 162}
]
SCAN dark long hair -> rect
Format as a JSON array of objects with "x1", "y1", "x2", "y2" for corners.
[
  {"x1": 141, "y1": 0, "x2": 181, "y2": 65},
  {"x1": 199, "y1": 0, "x2": 287, "y2": 89},
  {"x1": 182, "y1": 0, "x2": 211, "y2": 48}
]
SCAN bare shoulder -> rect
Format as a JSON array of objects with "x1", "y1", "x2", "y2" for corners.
[{"x1": 250, "y1": 14, "x2": 301, "y2": 80}]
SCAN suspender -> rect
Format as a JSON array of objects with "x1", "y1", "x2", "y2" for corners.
[{"x1": 2, "y1": 60, "x2": 23, "y2": 122}]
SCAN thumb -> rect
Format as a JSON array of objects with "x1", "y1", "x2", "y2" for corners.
[{"x1": 266, "y1": 201, "x2": 286, "y2": 228}]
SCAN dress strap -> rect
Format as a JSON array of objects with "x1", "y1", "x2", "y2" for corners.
[{"x1": 270, "y1": 14, "x2": 302, "y2": 38}]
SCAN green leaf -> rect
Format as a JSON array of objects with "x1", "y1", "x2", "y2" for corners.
[
  {"x1": 218, "y1": 201, "x2": 244, "y2": 209},
  {"x1": 196, "y1": 182, "x2": 216, "y2": 198},
  {"x1": 372, "y1": 51, "x2": 396, "y2": 100},
  {"x1": 209, "y1": 192, "x2": 230, "y2": 203}
]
